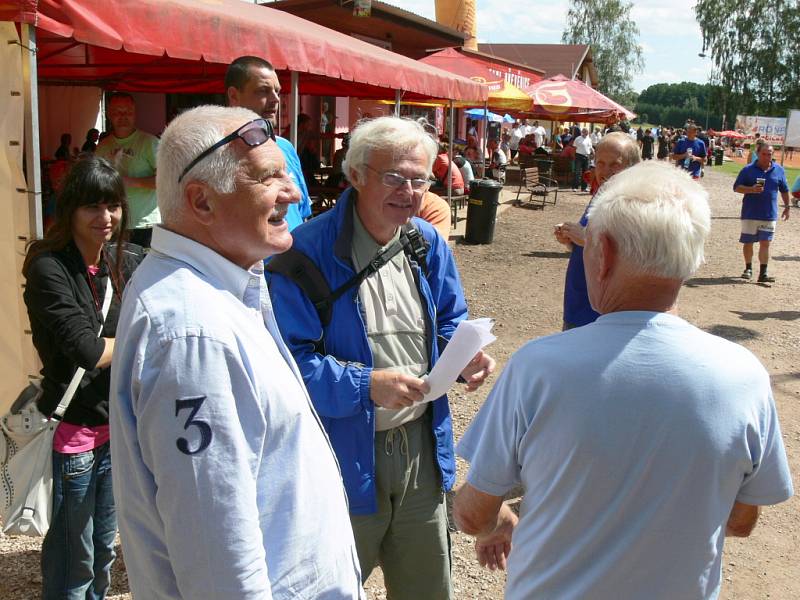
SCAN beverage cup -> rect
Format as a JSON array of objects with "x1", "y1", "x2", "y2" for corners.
[
  {"x1": 686, "y1": 148, "x2": 693, "y2": 157},
  {"x1": 756, "y1": 177, "x2": 765, "y2": 188}
]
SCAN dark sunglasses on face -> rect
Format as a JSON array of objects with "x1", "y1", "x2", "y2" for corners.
[{"x1": 178, "y1": 118, "x2": 275, "y2": 183}]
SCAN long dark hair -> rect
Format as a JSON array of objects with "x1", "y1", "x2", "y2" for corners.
[{"x1": 23, "y1": 156, "x2": 129, "y2": 285}]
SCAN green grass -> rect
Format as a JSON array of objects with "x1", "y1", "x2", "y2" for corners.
[{"x1": 708, "y1": 160, "x2": 799, "y2": 184}]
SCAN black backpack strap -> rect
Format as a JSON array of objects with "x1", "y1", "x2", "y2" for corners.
[
  {"x1": 266, "y1": 223, "x2": 430, "y2": 328},
  {"x1": 267, "y1": 249, "x2": 335, "y2": 326},
  {"x1": 400, "y1": 222, "x2": 430, "y2": 275}
]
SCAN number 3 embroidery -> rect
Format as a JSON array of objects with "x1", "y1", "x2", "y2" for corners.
[{"x1": 175, "y1": 396, "x2": 213, "y2": 455}]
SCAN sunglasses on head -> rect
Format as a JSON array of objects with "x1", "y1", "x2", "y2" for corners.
[{"x1": 178, "y1": 118, "x2": 275, "y2": 183}]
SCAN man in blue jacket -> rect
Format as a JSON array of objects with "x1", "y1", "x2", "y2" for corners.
[
  {"x1": 269, "y1": 116, "x2": 495, "y2": 600},
  {"x1": 226, "y1": 56, "x2": 311, "y2": 230}
]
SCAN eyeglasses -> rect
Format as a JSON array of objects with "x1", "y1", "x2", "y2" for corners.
[
  {"x1": 178, "y1": 118, "x2": 275, "y2": 183},
  {"x1": 364, "y1": 164, "x2": 431, "y2": 193}
]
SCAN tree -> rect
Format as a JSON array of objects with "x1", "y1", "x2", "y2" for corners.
[
  {"x1": 634, "y1": 82, "x2": 725, "y2": 129},
  {"x1": 561, "y1": 0, "x2": 644, "y2": 106},
  {"x1": 695, "y1": 0, "x2": 800, "y2": 117}
]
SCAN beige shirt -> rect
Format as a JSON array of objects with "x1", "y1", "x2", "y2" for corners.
[{"x1": 351, "y1": 206, "x2": 429, "y2": 431}]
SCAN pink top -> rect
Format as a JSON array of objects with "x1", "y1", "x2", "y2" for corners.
[
  {"x1": 52, "y1": 263, "x2": 110, "y2": 454},
  {"x1": 53, "y1": 423, "x2": 110, "y2": 453}
]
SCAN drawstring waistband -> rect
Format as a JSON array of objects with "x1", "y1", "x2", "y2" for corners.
[{"x1": 384, "y1": 424, "x2": 412, "y2": 501}]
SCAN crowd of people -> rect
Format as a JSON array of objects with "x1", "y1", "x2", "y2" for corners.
[{"x1": 18, "y1": 50, "x2": 796, "y2": 600}]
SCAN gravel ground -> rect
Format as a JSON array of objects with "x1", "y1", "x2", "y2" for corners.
[{"x1": 2, "y1": 166, "x2": 798, "y2": 599}]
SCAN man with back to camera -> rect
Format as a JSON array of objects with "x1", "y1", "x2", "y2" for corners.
[
  {"x1": 672, "y1": 122, "x2": 706, "y2": 179},
  {"x1": 96, "y1": 92, "x2": 159, "y2": 248},
  {"x1": 268, "y1": 116, "x2": 495, "y2": 600},
  {"x1": 733, "y1": 144, "x2": 790, "y2": 283},
  {"x1": 453, "y1": 161, "x2": 793, "y2": 599},
  {"x1": 110, "y1": 105, "x2": 363, "y2": 599},
  {"x1": 226, "y1": 56, "x2": 312, "y2": 230},
  {"x1": 554, "y1": 132, "x2": 641, "y2": 329}
]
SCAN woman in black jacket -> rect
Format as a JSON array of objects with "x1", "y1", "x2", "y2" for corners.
[{"x1": 23, "y1": 156, "x2": 142, "y2": 600}]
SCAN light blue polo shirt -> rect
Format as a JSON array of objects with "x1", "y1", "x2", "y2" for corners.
[{"x1": 458, "y1": 311, "x2": 793, "y2": 600}]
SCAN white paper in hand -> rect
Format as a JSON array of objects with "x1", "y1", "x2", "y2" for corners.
[{"x1": 422, "y1": 318, "x2": 496, "y2": 403}]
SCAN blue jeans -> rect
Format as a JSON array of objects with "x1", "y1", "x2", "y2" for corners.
[{"x1": 41, "y1": 442, "x2": 117, "y2": 600}]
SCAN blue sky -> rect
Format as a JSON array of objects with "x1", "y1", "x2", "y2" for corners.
[{"x1": 384, "y1": 0, "x2": 714, "y2": 94}]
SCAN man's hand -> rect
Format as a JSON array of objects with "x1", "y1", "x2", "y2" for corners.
[
  {"x1": 475, "y1": 504, "x2": 518, "y2": 571},
  {"x1": 370, "y1": 370, "x2": 429, "y2": 409},
  {"x1": 553, "y1": 223, "x2": 572, "y2": 248},
  {"x1": 554, "y1": 221, "x2": 585, "y2": 247},
  {"x1": 461, "y1": 350, "x2": 496, "y2": 392},
  {"x1": 782, "y1": 205, "x2": 790, "y2": 221}
]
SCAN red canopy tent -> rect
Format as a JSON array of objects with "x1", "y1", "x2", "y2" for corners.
[
  {"x1": 716, "y1": 130, "x2": 746, "y2": 139},
  {"x1": 1, "y1": 0, "x2": 489, "y2": 238},
  {"x1": 523, "y1": 75, "x2": 635, "y2": 123},
  {"x1": 419, "y1": 48, "x2": 532, "y2": 112},
  {"x1": 1, "y1": 0, "x2": 488, "y2": 101}
]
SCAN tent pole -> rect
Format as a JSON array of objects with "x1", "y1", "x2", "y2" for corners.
[
  {"x1": 21, "y1": 24, "x2": 42, "y2": 239},
  {"x1": 481, "y1": 101, "x2": 488, "y2": 178},
  {"x1": 394, "y1": 89, "x2": 401, "y2": 117},
  {"x1": 290, "y1": 71, "x2": 299, "y2": 149},
  {"x1": 447, "y1": 100, "x2": 454, "y2": 206},
  {"x1": 781, "y1": 109, "x2": 790, "y2": 167}
]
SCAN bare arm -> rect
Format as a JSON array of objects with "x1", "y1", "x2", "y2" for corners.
[
  {"x1": 781, "y1": 191, "x2": 790, "y2": 221},
  {"x1": 123, "y1": 175, "x2": 156, "y2": 190},
  {"x1": 734, "y1": 184, "x2": 764, "y2": 195},
  {"x1": 96, "y1": 338, "x2": 115, "y2": 369},
  {"x1": 454, "y1": 483, "x2": 518, "y2": 571},
  {"x1": 726, "y1": 501, "x2": 760, "y2": 537}
]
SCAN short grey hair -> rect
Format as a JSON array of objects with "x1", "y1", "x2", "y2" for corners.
[
  {"x1": 342, "y1": 116, "x2": 437, "y2": 182},
  {"x1": 586, "y1": 161, "x2": 710, "y2": 281},
  {"x1": 156, "y1": 105, "x2": 260, "y2": 225},
  {"x1": 596, "y1": 131, "x2": 641, "y2": 168}
]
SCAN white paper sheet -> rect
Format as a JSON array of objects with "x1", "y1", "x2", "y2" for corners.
[{"x1": 422, "y1": 318, "x2": 496, "y2": 403}]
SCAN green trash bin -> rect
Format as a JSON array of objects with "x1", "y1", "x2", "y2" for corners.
[
  {"x1": 465, "y1": 178, "x2": 503, "y2": 244},
  {"x1": 714, "y1": 148, "x2": 724, "y2": 166}
]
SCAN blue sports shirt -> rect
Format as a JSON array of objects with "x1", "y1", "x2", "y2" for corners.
[
  {"x1": 733, "y1": 161, "x2": 789, "y2": 221},
  {"x1": 276, "y1": 136, "x2": 312, "y2": 230}
]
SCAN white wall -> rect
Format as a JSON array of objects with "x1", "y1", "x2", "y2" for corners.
[{"x1": 38, "y1": 86, "x2": 103, "y2": 159}]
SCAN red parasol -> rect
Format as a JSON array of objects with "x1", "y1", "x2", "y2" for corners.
[{"x1": 522, "y1": 75, "x2": 635, "y2": 123}]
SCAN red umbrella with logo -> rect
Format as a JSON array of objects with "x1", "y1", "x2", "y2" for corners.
[{"x1": 523, "y1": 75, "x2": 635, "y2": 123}]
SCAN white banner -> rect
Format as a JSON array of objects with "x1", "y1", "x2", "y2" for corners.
[
  {"x1": 784, "y1": 110, "x2": 800, "y2": 148},
  {"x1": 734, "y1": 114, "x2": 787, "y2": 144}
]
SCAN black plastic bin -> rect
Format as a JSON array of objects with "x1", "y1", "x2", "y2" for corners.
[
  {"x1": 465, "y1": 178, "x2": 503, "y2": 244},
  {"x1": 714, "y1": 148, "x2": 724, "y2": 166}
]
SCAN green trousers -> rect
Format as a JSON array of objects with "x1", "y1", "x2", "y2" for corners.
[{"x1": 350, "y1": 413, "x2": 452, "y2": 600}]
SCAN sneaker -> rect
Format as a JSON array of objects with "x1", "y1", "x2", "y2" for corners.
[
  {"x1": 741, "y1": 268, "x2": 752, "y2": 280},
  {"x1": 757, "y1": 273, "x2": 775, "y2": 283}
]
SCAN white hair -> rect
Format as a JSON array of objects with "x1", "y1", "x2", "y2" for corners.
[
  {"x1": 586, "y1": 161, "x2": 710, "y2": 280},
  {"x1": 156, "y1": 105, "x2": 260, "y2": 225},
  {"x1": 342, "y1": 116, "x2": 437, "y2": 182}
]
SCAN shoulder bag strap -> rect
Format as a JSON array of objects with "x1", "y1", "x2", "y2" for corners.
[{"x1": 52, "y1": 275, "x2": 114, "y2": 420}]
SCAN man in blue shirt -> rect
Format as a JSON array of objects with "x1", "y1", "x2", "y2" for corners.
[
  {"x1": 672, "y1": 123, "x2": 706, "y2": 179},
  {"x1": 111, "y1": 106, "x2": 363, "y2": 599},
  {"x1": 733, "y1": 144, "x2": 791, "y2": 282},
  {"x1": 554, "y1": 132, "x2": 640, "y2": 329},
  {"x1": 226, "y1": 56, "x2": 312, "y2": 230}
]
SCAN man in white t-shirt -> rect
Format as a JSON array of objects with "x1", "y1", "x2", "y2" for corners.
[
  {"x1": 509, "y1": 121, "x2": 525, "y2": 164},
  {"x1": 532, "y1": 120, "x2": 547, "y2": 148},
  {"x1": 453, "y1": 161, "x2": 793, "y2": 600},
  {"x1": 572, "y1": 127, "x2": 593, "y2": 192}
]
